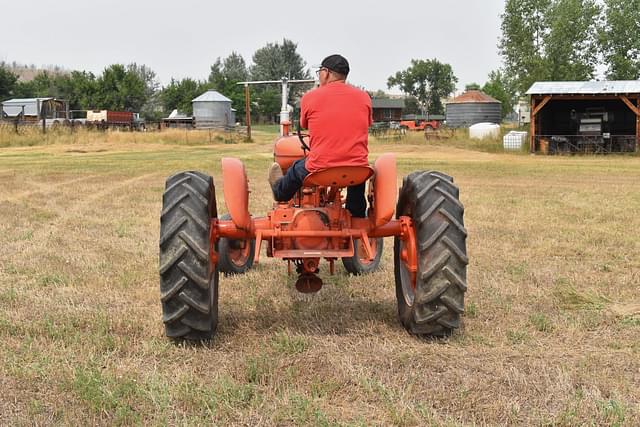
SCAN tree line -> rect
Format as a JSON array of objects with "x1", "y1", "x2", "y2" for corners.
[
  {"x1": 3, "y1": 1, "x2": 637, "y2": 124},
  {"x1": 0, "y1": 39, "x2": 309, "y2": 122}
]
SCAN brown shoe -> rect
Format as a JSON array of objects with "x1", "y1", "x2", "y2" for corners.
[{"x1": 268, "y1": 162, "x2": 283, "y2": 193}]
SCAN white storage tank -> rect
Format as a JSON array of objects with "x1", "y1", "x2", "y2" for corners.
[
  {"x1": 469, "y1": 122, "x2": 500, "y2": 139},
  {"x1": 503, "y1": 131, "x2": 527, "y2": 150}
]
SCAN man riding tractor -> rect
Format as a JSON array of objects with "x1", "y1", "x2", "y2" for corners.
[{"x1": 159, "y1": 55, "x2": 468, "y2": 342}]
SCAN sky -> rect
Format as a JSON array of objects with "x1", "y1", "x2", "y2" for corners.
[{"x1": 0, "y1": 0, "x2": 506, "y2": 95}]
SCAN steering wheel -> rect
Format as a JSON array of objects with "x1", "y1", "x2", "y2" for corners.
[{"x1": 296, "y1": 117, "x2": 311, "y2": 152}]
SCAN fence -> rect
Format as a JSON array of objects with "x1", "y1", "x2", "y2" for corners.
[{"x1": 534, "y1": 135, "x2": 638, "y2": 154}]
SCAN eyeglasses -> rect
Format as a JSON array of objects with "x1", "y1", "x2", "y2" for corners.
[{"x1": 315, "y1": 67, "x2": 329, "y2": 76}]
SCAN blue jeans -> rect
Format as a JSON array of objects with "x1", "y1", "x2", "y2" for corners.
[{"x1": 273, "y1": 159, "x2": 367, "y2": 218}]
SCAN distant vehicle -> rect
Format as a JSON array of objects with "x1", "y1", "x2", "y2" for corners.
[
  {"x1": 86, "y1": 110, "x2": 146, "y2": 130},
  {"x1": 399, "y1": 117, "x2": 442, "y2": 132}
]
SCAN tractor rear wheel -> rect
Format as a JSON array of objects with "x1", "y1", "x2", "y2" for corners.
[
  {"x1": 159, "y1": 171, "x2": 218, "y2": 341},
  {"x1": 217, "y1": 213, "x2": 255, "y2": 275},
  {"x1": 342, "y1": 237, "x2": 383, "y2": 275},
  {"x1": 394, "y1": 171, "x2": 468, "y2": 336}
]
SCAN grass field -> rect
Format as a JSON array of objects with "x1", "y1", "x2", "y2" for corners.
[{"x1": 0, "y1": 128, "x2": 639, "y2": 425}]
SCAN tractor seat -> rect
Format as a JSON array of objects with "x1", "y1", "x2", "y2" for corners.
[{"x1": 303, "y1": 165, "x2": 374, "y2": 187}]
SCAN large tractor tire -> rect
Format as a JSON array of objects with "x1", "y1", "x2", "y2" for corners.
[
  {"x1": 342, "y1": 237, "x2": 384, "y2": 275},
  {"x1": 159, "y1": 171, "x2": 218, "y2": 341},
  {"x1": 217, "y1": 213, "x2": 255, "y2": 275},
  {"x1": 394, "y1": 171, "x2": 468, "y2": 336}
]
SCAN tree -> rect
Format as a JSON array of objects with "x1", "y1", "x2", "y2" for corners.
[
  {"x1": 499, "y1": 0, "x2": 552, "y2": 95},
  {"x1": 250, "y1": 39, "x2": 310, "y2": 81},
  {"x1": 465, "y1": 83, "x2": 481, "y2": 91},
  {"x1": 0, "y1": 65, "x2": 18, "y2": 101},
  {"x1": 482, "y1": 70, "x2": 516, "y2": 118},
  {"x1": 544, "y1": 0, "x2": 599, "y2": 81},
  {"x1": 127, "y1": 63, "x2": 160, "y2": 118},
  {"x1": 250, "y1": 39, "x2": 311, "y2": 122},
  {"x1": 209, "y1": 52, "x2": 249, "y2": 120},
  {"x1": 93, "y1": 64, "x2": 149, "y2": 111},
  {"x1": 403, "y1": 96, "x2": 422, "y2": 115},
  {"x1": 55, "y1": 71, "x2": 98, "y2": 110},
  {"x1": 387, "y1": 59, "x2": 457, "y2": 115},
  {"x1": 499, "y1": 0, "x2": 601, "y2": 95},
  {"x1": 160, "y1": 78, "x2": 204, "y2": 115},
  {"x1": 600, "y1": 0, "x2": 640, "y2": 79}
]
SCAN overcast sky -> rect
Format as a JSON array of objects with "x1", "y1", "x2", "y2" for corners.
[{"x1": 1, "y1": 0, "x2": 505, "y2": 94}]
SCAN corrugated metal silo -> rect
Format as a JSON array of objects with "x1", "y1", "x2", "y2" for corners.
[
  {"x1": 445, "y1": 90, "x2": 501, "y2": 128},
  {"x1": 192, "y1": 90, "x2": 234, "y2": 129}
]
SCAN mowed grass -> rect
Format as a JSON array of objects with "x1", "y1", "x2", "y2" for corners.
[{"x1": 0, "y1": 128, "x2": 639, "y2": 425}]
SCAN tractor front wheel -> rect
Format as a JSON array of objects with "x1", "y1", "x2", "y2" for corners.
[
  {"x1": 217, "y1": 213, "x2": 256, "y2": 275},
  {"x1": 159, "y1": 171, "x2": 218, "y2": 341},
  {"x1": 394, "y1": 171, "x2": 468, "y2": 337},
  {"x1": 342, "y1": 237, "x2": 383, "y2": 275}
]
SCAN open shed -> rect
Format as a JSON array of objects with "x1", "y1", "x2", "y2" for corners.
[
  {"x1": 1, "y1": 97, "x2": 68, "y2": 122},
  {"x1": 527, "y1": 81, "x2": 640, "y2": 154}
]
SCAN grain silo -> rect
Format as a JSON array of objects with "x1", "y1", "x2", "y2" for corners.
[
  {"x1": 192, "y1": 90, "x2": 235, "y2": 129},
  {"x1": 445, "y1": 90, "x2": 501, "y2": 128}
]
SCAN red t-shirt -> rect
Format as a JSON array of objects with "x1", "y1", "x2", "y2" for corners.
[{"x1": 300, "y1": 82, "x2": 372, "y2": 172}]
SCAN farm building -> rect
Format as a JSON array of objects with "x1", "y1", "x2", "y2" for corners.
[
  {"x1": 445, "y1": 90, "x2": 501, "y2": 128},
  {"x1": 371, "y1": 98, "x2": 404, "y2": 122},
  {"x1": 527, "y1": 81, "x2": 640, "y2": 154},
  {"x1": 1, "y1": 97, "x2": 68, "y2": 122},
  {"x1": 192, "y1": 90, "x2": 236, "y2": 129}
]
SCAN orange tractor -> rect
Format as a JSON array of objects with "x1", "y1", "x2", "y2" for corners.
[{"x1": 159, "y1": 129, "x2": 467, "y2": 341}]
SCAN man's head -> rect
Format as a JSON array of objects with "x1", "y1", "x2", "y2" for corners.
[{"x1": 317, "y1": 54, "x2": 349, "y2": 86}]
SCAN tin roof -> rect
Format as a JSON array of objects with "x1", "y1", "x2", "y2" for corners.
[
  {"x1": 371, "y1": 98, "x2": 405, "y2": 109},
  {"x1": 447, "y1": 90, "x2": 500, "y2": 104},
  {"x1": 192, "y1": 90, "x2": 232, "y2": 103},
  {"x1": 526, "y1": 80, "x2": 640, "y2": 95}
]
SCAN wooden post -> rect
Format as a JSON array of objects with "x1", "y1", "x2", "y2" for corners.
[
  {"x1": 530, "y1": 97, "x2": 536, "y2": 153},
  {"x1": 244, "y1": 84, "x2": 251, "y2": 140}
]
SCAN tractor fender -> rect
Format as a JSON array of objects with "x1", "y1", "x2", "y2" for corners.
[
  {"x1": 221, "y1": 157, "x2": 252, "y2": 231},
  {"x1": 373, "y1": 153, "x2": 397, "y2": 227}
]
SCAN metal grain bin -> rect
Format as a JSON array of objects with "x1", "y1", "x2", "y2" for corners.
[
  {"x1": 445, "y1": 90, "x2": 501, "y2": 128},
  {"x1": 192, "y1": 90, "x2": 234, "y2": 129}
]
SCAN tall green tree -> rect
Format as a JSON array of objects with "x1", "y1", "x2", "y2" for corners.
[
  {"x1": 209, "y1": 52, "x2": 249, "y2": 120},
  {"x1": 127, "y1": 63, "x2": 160, "y2": 118},
  {"x1": 92, "y1": 64, "x2": 151, "y2": 111},
  {"x1": 250, "y1": 39, "x2": 310, "y2": 81},
  {"x1": 0, "y1": 65, "x2": 18, "y2": 101},
  {"x1": 600, "y1": 0, "x2": 640, "y2": 79},
  {"x1": 544, "y1": 0, "x2": 599, "y2": 81},
  {"x1": 160, "y1": 78, "x2": 204, "y2": 115},
  {"x1": 499, "y1": 0, "x2": 601, "y2": 94},
  {"x1": 55, "y1": 71, "x2": 98, "y2": 110},
  {"x1": 387, "y1": 59, "x2": 457, "y2": 115},
  {"x1": 499, "y1": 0, "x2": 551, "y2": 95},
  {"x1": 250, "y1": 39, "x2": 311, "y2": 121},
  {"x1": 482, "y1": 70, "x2": 515, "y2": 118}
]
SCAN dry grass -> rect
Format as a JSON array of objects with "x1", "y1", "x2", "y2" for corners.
[{"x1": 1, "y1": 127, "x2": 639, "y2": 425}]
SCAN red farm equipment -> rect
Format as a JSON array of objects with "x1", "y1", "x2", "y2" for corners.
[{"x1": 159, "y1": 85, "x2": 468, "y2": 342}]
